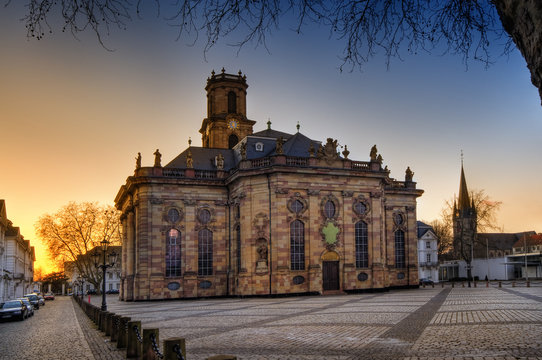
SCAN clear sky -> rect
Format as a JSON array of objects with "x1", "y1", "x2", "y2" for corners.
[{"x1": 1, "y1": 3, "x2": 541, "y2": 273}]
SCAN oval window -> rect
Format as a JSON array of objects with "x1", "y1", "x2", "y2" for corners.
[
  {"x1": 395, "y1": 213, "x2": 404, "y2": 225},
  {"x1": 199, "y1": 209, "x2": 211, "y2": 224},
  {"x1": 357, "y1": 272, "x2": 368, "y2": 281},
  {"x1": 167, "y1": 282, "x2": 181, "y2": 291},
  {"x1": 293, "y1": 276, "x2": 305, "y2": 285},
  {"x1": 167, "y1": 208, "x2": 180, "y2": 223},
  {"x1": 324, "y1": 200, "x2": 335, "y2": 218},
  {"x1": 354, "y1": 202, "x2": 367, "y2": 215}
]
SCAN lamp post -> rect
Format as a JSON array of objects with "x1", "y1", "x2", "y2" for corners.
[{"x1": 92, "y1": 239, "x2": 118, "y2": 311}]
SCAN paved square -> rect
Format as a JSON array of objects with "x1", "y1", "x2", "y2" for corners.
[{"x1": 99, "y1": 283, "x2": 542, "y2": 359}]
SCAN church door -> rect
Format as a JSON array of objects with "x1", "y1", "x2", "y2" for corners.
[{"x1": 322, "y1": 261, "x2": 339, "y2": 291}]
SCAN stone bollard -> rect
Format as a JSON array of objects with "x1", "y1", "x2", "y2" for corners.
[
  {"x1": 527, "y1": 281, "x2": 531, "y2": 287},
  {"x1": 111, "y1": 315, "x2": 121, "y2": 343},
  {"x1": 474, "y1": 281, "x2": 477, "y2": 288},
  {"x1": 512, "y1": 282, "x2": 516, "y2": 288},
  {"x1": 462, "y1": 282, "x2": 465, "y2": 288},
  {"x1": 164, "y1": 338, "x2": 186, "y2": 360},
  {"x1": 117, "y1": 316, "x2": 131, "y2": 349},
  {"x1": 431, "y1": 283, "x2": 434, "y2": 288},
  {"x1": 99, "y1": 311, "x2": 109, "y2": 332},
  {"x1": 127, "y1": 321, "x2": 142, "y2": 359},
  {"x1": 452, "y1": 282, "x2": 455, "y2": 288},
  {"x1": 441, "y1": 282, "x2": 444, "y2": 288},
  {"x1": 142, "y1": 328, "x2": 160, "y2": 360},
  {"x1": 206, "y1": 356, "x2": 238, "y2": 360},
  {"x1": 105, "y1": 312, "x2": 113, "y2": 336},
  {"x1": 499, "y1": 281, "x2": 502, "y2": 288}
]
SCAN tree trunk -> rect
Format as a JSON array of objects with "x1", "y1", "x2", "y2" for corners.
[{"x1": 494, "y1": 0, "x2": 542, "y2": 104}]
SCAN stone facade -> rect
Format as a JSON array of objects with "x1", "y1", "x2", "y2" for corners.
[{"x1": 115, "y1": 70, "x2": 423, "y2": 301}]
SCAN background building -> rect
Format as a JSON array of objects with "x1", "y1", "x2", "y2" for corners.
[
  {"x1": 417, "y1": 221, "x2": 439, "y2": 283},
  {"x1": 115, "y1": 70, "x2": 424, "y2": 301}
]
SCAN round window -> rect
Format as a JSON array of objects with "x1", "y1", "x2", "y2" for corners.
[
  {"x1": 199, "y1": 209, "x2": 211, "y2": 224},
  {"x1": 324, "y1": 200, "x2": 336, "y2": 218},
  {"x1": 354, "y1": 202, "x2": 367, "y2": 215},
  {"x1": 167, "y1": 208, "x2": 180, "y2": 223},
  {"x1": 291, "y1": 199, "x2": 304, "y2": 214}
]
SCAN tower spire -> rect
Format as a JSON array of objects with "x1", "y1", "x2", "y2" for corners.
[{"x1": 458, "y1": 157, "x2": 470, "y2": 211}]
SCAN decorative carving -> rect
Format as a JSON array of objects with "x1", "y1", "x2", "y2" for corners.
[
  {"x1": 153, "y1": 149, "x2": 162, "y2": 167},
  {"x1": 308, "y1": 142, "x2": 315, "y2": 157},
  {"x1": 135, "y1": 152, "x2": 141, "y2": 170},
  {"x1": 322, "y1": 221, "x2": 340, "y2": 246},
  {"x1": 240, "y1": 142, "x2": 247, "y2": 160},
  {"x1": 353, "y1": 196, "x2": 371, "y2": 221},
  {"x1": 287, "y1": 194, "x2": 308, "y2": 217},
  {"x1": 164, "y1": 207, "x2": 183, "y2": 224},
  {"x1": 317, "y1": 138, "x2": 339, "y2": 162},
  {"x1": 406, "y1": 205, "x2": 416, "y2": 212},
  {"x1": 182, "y1": 199, "x2": 197, "y2": 206},
  {"x1": 150, "y1": 197, "x2": 163, "y2": 205},
  {"x1": 275, "y1": 188, "x2": 289, "y2": 194},
  {"x1": 307, "y1": 189, "x2": 320, "y2": 196},
  {"x1": 342, "y1": 191, "x2": 354, "y2": 197},
  {"x1": 214, "y1": 200, "x2": 228, "y2": 206},
  {"x1": 256, "y1": 238, "x2": 268, "y2": 273},
  {"x1": 370, "y1": 191, "x2": 382, "y2": 198},
  {"x1": 376, "y1": 154, "x2": 383, "y2": 164},
  {"x1": 252, "y1": 212, "x2": 269, "y2": 238}
]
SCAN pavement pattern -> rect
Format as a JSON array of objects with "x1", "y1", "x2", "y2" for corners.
[{"x1": 93, "y1": 282, "x2": 542, "y2": 360}]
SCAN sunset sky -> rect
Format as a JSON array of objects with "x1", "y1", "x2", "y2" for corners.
[{"x1": 1, "y1": 3, "x2": 541, "y2": 274}]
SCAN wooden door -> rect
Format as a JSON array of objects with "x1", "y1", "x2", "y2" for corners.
[{"x1": 322, "y1": 261, "x2": 339, "y2": 291}]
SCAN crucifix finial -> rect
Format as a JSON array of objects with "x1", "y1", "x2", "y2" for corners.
[
  {"x1": 267, "y1": 118, "x2": 271, "y2": 130},
  {"x1": 461, "y1": 150, "x2": 464, "y2": 167}
]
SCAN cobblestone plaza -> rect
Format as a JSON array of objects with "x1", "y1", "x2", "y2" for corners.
[{"x1": 95, "y1": 284, "x2": 542, "y2": 359}]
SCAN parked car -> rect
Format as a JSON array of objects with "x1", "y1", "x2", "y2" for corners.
[
  {"x1": 44, "y1": 292, "x2": 55, "y2": 300},
  {"x1": 0, "y1": 300, "x2": 28, "y2": 321},
  {"x1": 419, "y1": 278, "x2": 434, "y2": 286},
  {"x1": 18, "y1": 298, "x2": 34, "y2": 317},
  {"x1": 38, "y1": 295, "x2": 45, "y2": 306},
  {"x1": 23, "y1": 293, "x2": 40, "y2": 310},
  {"x1": 105, "y1": 289, "x2": 119, "y2": 294},
  {"x1": 86, "y1": 289, "x2": 97, "y2": 295}
]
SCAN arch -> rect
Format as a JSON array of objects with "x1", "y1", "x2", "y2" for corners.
[
  {"x1": 321, "y1": 250, "x2": 340, "y2": 261},
  {"x1": 228, "y1": 91, "x2": 237, "y2": 113},
  {"x1": 165, "y1": 228, "x2": 181, "y2": 277},
  {"x1": 228, "y1": 134, "x2": 239, "y2": 149}
]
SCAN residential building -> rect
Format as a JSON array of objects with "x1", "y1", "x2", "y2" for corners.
[
  {"x1": 0, "y1": 200, "x2": 8, "y2": 302},
  {"x1": 115, "y1": 70, "x2": 424, "y2": 301},
  {"x1": 417, "y1": 221, "x2": 439, "y2": 283},
  {"x1": 4, "y1": 219, "x2": 35, "y2": 299}
]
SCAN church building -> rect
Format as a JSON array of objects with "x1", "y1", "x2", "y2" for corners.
[{"x1": 114, "y1": 69, "x2": 424, "y2": 300}]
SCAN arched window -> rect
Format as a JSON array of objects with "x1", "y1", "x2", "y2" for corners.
[
  {"x1": 198, "y1": 229, "x2": 213, "y2": 276},
  {"x1": 228, "y1": 91, "x2": 237, "y2": 113},
  {"x1": 355, "y1": 221, "x2": 368, "y2": 268},
  {"x1": 290, "y1": 220, "x2": 305, "y2": 270},
  {"x1": 228, "y1": 134, "x2": 239, "y2": 149},
  {"x1": 395, "y1": 230, "x2": 405, "y2": 269},
  {"x1": 165, "y1": 229, "x2": 181, "y2": 277},
  {"x1": 236, "y1": 225, "x2": 241, "y2": 273}
]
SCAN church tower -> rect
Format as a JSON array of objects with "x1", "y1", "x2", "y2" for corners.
[
  {"x1": 199, "y1": 68, "x2": 256, "y2": 149},
  {"x1": 453, "y1": 161, "x2": 477, "y2": 280}
]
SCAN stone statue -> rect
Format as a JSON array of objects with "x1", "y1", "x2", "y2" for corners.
[
  {"x1": 370, "y1": 145, "x2": 378, "y2": 161},
  {"x1": 276, "y1": 137, "x2": 284, "y2": 155},
  {"x1": 240, "y1": 142, "x2": 247, "y2": 160},
  {"x1": 405, "y1": 166, "x2": 414, "y2": 182},
  {"x1": 376, "y1": 154, "x2": 383, "y2": 164},
  {"x1": 153, "y1": 149, "x2": 161, "y2": 167},
  {"x1": 135, "y1": 152, "x2": 141, "y2": 169},
  {"x1": 186, "y1": 150, "x2": 193, "y2": 168},
  {"x1": 257, "y1": 243, "x2": 268, "y2": 262},
  {"x1": 216, "y1": 153, "x2": 224, "y2": 170}
]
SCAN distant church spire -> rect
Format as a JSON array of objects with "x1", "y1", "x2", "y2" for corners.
[{"x1": 458, "y1": 164, "x2": 471, "y2": 211}]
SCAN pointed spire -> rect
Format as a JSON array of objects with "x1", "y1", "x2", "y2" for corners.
[{"x1": 458, "y1": 163, "x2": 470, "y2": 211}]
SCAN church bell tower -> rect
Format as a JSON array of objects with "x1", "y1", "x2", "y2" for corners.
[{"x1": 199, "y1": 68, "x2": 256, "y2": 149}]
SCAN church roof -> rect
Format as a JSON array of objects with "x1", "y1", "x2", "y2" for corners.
[
  {"x1": 512, "y1": 233, "x2": 542, "y2": 248},
  {"x1": 458, "y1": 165, "x2": 471, "y2": 211},
  {"x1": 165, "y1": 147, "x2": 236, "y2": 171},
  {"x1": 252, "y1": 128, "x2": 293, "y2": 140}
]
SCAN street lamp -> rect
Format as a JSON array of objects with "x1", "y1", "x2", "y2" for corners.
[{"x1": 92, "y1": 239, "x2": 118, "y2": 311}]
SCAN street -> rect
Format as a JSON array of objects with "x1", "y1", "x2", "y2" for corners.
[{"x1": 0, "y1": 296, "x2": 93, "y2": 360}]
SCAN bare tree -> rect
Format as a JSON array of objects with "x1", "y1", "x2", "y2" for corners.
[
  {"x1": 10, "y1": 1, "x2": 542, "y2": 103},
  {"x1": 35, "y1": 202, "x2": 121, "y2": 292},
  {"x1": 428, "y1": 218, "x2": 453, "y2": 259}
]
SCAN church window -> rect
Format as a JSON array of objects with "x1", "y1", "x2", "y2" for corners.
[
  {"x1": 198, "y1": 229, "x2": 213, "y2": 276},
  {"x1": 167, "y1": 208, "x2": 180, "y2": 223},
  {"x1": 395, "y1": 230, "x2": 405, "y2": 268},
  {"x1": 290, "y1": 220, "x2": 305, "y2": 270},
  {"x1": 354, "y1": 202, "x2": 366, "y2": 215},
  {"x1": 228, "y1": 134, "x2": 239, "y2": 149},
  {"x1": 394, "y1": 213, "x2": 404, "y2": 225},
  {"x1": 236, "y1": 225, "x2": 241, "y2": 273},
  {"x1": 165, "y1": 229, "x2": 181, "y2": 277},
  {"x1": 324, "y1": 200, "x2": 335, "y2": 218},
  {"x1": 355, "y1": 221, "x2": 368, "y2": 268},
  {"x1": 228, "y1": 91, "x2": 237, "y2": 113},
  {"x1": 291, "y1": 199, "x2": 304, "y2": 214},
  {"x1": 198, "y1": 209, "x2": 211, "y2": 224}
]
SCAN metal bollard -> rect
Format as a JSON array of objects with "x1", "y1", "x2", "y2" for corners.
[
  {"x1": 499, "y1": 281, "x2": 502, "y2": 288},
  {"x1": 117, "y1": 316, "x2": 131, "y2": 349},
  {"x1": 441, "y1": 282, "x2": 444, "y2": 288},
  {"x1": 206, "y1": 356, "x2": 238, "y2": 360},
  {"x1": 512, "y1": 281, "x2": 516, "y2": 287},
  {"x1": 452, "y1": 282, "x2": 455, "y2": 288},
  {"x1": 127, "y1": 321, "x2": 142, "y2": 359},
  {"x1": 164, "y1": 338, "x2": 186, "y2": 360},
  {"x1": 143, "y1": 328, "x2": 160, "y2": 360},
  {"x1": 462, "y1": 282, "x2": 465, "y2": 288}
]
